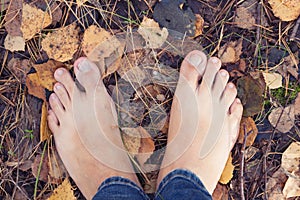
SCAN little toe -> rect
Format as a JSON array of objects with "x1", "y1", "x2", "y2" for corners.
[
  {"x1": 212, "y1": 69, "x2": 229, "y2": 99},
  {"x1": 47, "y1": 109, "x2": 59, "y2": 132},
  {"x1": 75, "y1": 58, "x2": 101, "y2": 93},
  {"x1": 54, "y1": 68, "x2": 74, "y2": 95},
  {"x1": 49, "y1": 93, "x2": 64, "y2": 120},
  {"x1": 179, "y1": 50, "x2": 207, "y2": 90},
  {"x1": 54, "y1": 83, "x2": 70, "y2": 109},
  {"x1": 221, "y1": 82, "x2": 237, "y2": 110},
  {"x1": 202, "y1": 57, "x2": 222, "y2": 89}
]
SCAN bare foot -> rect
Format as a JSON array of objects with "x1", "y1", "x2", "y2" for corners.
[
  {"x1": 48, "y1": 58, "x2": 138, "y2": 199},
  {"x1": 157, "y1": 50, "x2": 243, "y2": 194}
]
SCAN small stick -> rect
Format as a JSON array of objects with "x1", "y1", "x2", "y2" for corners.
[
  {"x1": 254, "y1": 1, "x2": 262, "y2": 67},
  {"x1": 290, "y1": 17, "x2": 300, "y2": 41}
]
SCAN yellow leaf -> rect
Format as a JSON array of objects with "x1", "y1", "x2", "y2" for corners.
[
  {"x1": 47, "y1": 179, "x2": 76, "y2": 200},
  {"x1": 268, "y1": 0, "x2": 300, "y2": 21},
  {"x1": 40, "y1": 102, "x2": 51, "y2": 142},
  {"x1": 262, "y1": 72, "x2": 282, "y2": 89},
  {"x1": 218, "y1": 39, "x2": 242, "y2": 64},
  {"x1": 21, "y1": 3, "x2": 52, "y2": 40},
  {"x1": 194, "y1": 14, "x2": 204, "y2": 37},
  {"x1": 137, "y1": 16, "x2": 169, "y2": 49},
  {"x1": 4, "y1": 34, "x2": 25, "y2": 52},
  {"x1": 238, "y1": 117, "x2": 258, "y2": 147},
  {"x1": 219, "y1": 154, "x2": 234, "y2": 184},
  {"x1": 25, "y1": 73, "x2": 46, "y2": 101},
  {"x1": 42, "y1": 23, "x2": 80, "y2": 62}
]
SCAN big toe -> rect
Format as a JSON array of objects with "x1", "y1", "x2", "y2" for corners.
[
  {"x1": 74, "y1": 58, "x2": 101, "y2": 93},
  {"x1": 179, "y1": 50, "x2": 207, "y2": 90}
]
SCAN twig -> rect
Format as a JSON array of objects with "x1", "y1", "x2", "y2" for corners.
[
  {"x1": 290, "y1": 17, "x2": 300, "y2": 41},
  {"x1": 254, "y1": 1, "x2": 262, "y2": 67}
]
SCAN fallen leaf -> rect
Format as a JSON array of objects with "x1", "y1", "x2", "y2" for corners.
[
  {"x1": 234, "y1": 2, "x2": 256, "y2": 30},
  {"x1": 281, "y1": 142, "x2": 300, "y2": 173},
  {"x1": 121, "y1": 127, "x2": 141, "y2": 154},
  {"x1": 219, "y1": 154, "x2": 234, "y2": 184},
  {"x1": 237, "y1": 76, "x2": 264, "y2": 116},
  {"x1": 4, "y1": 0, "x2": 23, "y2": 37},
  {"x1": 266, "y1": 167, "x2": 288, "y2": 199},
  {"x1": 40, "y1": 102, "x2": 51, "y2": 142},
  {"x1": 268, "y1": 105, "x2": 295, "y2": 133},
  {"x1": 237, "y1": 117, "x2": 258, "y2": 147},
  {"x1": 268, "y1": 0, "x2": 300, "y2": 21},
  {"x1": 137, "y1": 16, "x2": 169, "y2": 49},
  {"x1": 262, "y1": 72, "x2": 282, "y2": 89},
  {"x1": 48, "y1": 150, "x2": 67, "y2": 184},
  {"x1": 47, "y1": 179, "x2": 76, "y2": 200},
  {"x1": 26, "y1": 73, "x2": 46, "y2": 101},
  {"x1": 49, "y1": 2, "x2": 63, "y2": 25},
  {"x1": 42, "y1": 23, "x2": 80, "y2": 62},
  {"x1": 283, "y1": 176, "x2": 300, "y2": 198},
  {"x1": 4, "y1": 34, "x2": 25, "y2": 52},
  {"x1": 31, "y1": 154, "x2": 49, "y2": 182},
  {"x1": 136, "y1": 127, "x2": 155, "y2": 166},
  {"x1": 218, "y1": 39, "x2": 243, "y2": 64},
  {"x1": 278, "y1": 53, "x2": 299, "y2": 79},
  {"x1": 34, "y1": 60, "x2": 66, "y2": 91},
  {"x1": 7, "y1": 58, "x2": 31, "y2": 84},
  {"x1": 194, "y1": 14, "x2": 204, "y2": 37},
  {"x1": 294, "y1": 93, "x2": 300, "y2": 115},
  {"x1": 21, "y1": 3, "x2": 52, "y2": 40},
  {"x1": 212, "y1": 183, "x2": 229, "y2": 200}
]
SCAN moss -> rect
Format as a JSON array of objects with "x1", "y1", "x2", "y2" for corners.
[{"x1": 271, "y1": 82, "x2": 300, "y2": 105}]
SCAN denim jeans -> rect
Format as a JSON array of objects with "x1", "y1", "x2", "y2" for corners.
[{"x1": 93, "y1": 169, "x2": 212, "y2": 200}]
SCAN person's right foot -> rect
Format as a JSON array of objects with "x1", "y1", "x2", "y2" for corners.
[{"x1": 157, "y1": 50, "x2": 243, "y2": 194}]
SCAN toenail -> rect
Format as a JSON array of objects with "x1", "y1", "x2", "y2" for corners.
[
  {"x1": 78, "y1": 59, "x2": 91, "y2": 72},
  {"x1": 56, "y1": 69, "x2": 64, "y2": 76},
  {"x1": 228, "y1": 83, "x2": 234, "y2": 88},
  {"x1": 187, "y1": 53, "x2": 202, "y2": 67},
  {"x1": 211, "y1": 57, "x2": 219, "y2": 64},
  {"x1": 220, "y1": 71, "x2": 227, "y2": 77},
  {"x1": 51, "y1": 94, "x2": 57, "y2": 99},
  {"x1": 55, "y1": 84, "x2": 61, "y2": 90}
]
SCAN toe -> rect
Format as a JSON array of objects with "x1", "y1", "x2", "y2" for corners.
[
  {"x1": 54, "y1": 68, "x2": 74, "y2": 95},
  {"x1": 49, "y1": 93, "x2": 64, "y2": 120},
  {"x1": 47, "y1": 109, "x2": 59, "y2": 132},
  {"x1": 202, "y1": 57, "x2": 222, "y2": 89},
  {"x1": 54, "y1": 83, "x2": 70, "y2": 109},
  {"x1": 229, "y1": 98, "x2": 243, "y2": 117},
  {"x1": 75, "y1": 58, "x2": 101, "y2": 93},
  {"x1": 212, "y1": 69, "x2": 229, "y2": 99},
  {"x1": 179, "y1": 50, "x2": 207, "y2": 90},
  {"x1": 221, "y1": 82, "x2": 237, "y2": 110}
]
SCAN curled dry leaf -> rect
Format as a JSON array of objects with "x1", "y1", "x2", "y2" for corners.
[
  {"x1": 262, "y1": 72, "x2": 282, "y2": 89},
  {"x1": 42, "y1": 23, "x2": 80, "y2": 62},
  {"x1": 218, "y1": 39, "x2": 243, "y2": 64},
  {"x1": 219, "y1": 154, "x2": 234, "y2": 184},
  {"x1": 47, "y1": 179, "x2": 76, "y2": 200},
  {"x1": 137, "y1": 16, "x2": 169, "y2": 49},
  {"x1": 4, "y1": 34, "x2": 25, "y2": 52},
  {"x1": 33, "y1": 60, "x2": 66, "y2": 91},
  {"x1": 268, "y1": 0, "x2": 300, "y2": 21},
  {"x1": 21, "y1": 3, "x2": 52, "y2": 40},
  {"x1": 268, "y1": 105, "x2": 295, "y2": 133},
  {"x1": 237, "y1": 117, "x2": 258, "y2": 147},
  {"x1": 26, "y1": 73, "x2": 46, "y2": 101}
]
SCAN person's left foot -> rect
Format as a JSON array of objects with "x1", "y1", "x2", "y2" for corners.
[{"x1": 48, "y1": 58, "x2": 138, "y2": 199}]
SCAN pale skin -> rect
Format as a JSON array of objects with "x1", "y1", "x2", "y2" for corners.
[{"x1": 47, "y1": 50, "x2": 243, "y2": 199}]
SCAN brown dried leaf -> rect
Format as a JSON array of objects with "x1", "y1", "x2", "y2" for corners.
[
  {"x1": 194, "y1": 14, "x2": 204, "y2": 37},
  {"x1": 219, "y1": 154, "x2": 234, "y2": 184},
  {"x1": 33, "y1": 60, "x2": 66, "y2": 91},
  {"x1": 4, "y1": 34, "x2": 25, "y2": 52},
  {"x1": 294, "y1": 93, "x2": 300, "y2": 116},
  {"x1": 121, "y1": 127, "x2": 141, "y2": 154},
  {"x1": 268, "y1": 105, "x2": 295, "y2": 133},
  {"x1": 40, "y1": 102, "x2": 51, "y2": 142},
  {"x1": 47, "y1": 179, "x2": 76, "y2": 200},
  {"x1": 48, "y1": 150, "x2": 67, "y2": 184},
  {"x1": 212, "y1": 183, "x2": 229, "y2": 200},
  {"x1": 137, "y1": 16, "x2": 169, "y2": 48},
  {"x1": 218, "y1": 39, "x2": 243, "y2": 64},
  {"x1": 266, "y1": 167, "x2": 288, "y2": 199},
  {"x1": 32, "y1": 154, "x2": 49, "y2": 182},
  {"x1": 4, "y1": 0, "x2": 23, "y2": 36},
  {"x1": 21, "y1": 3, "x2": 52, "y2": 40},
  {"x1": 136, "y1": 127, "x2": 155, "y2": 166},
  {"x1": 278, "y1": 53, "x2": 299, "y2": 79},
  {"x1": 234, "y1": 5, "x2": 256, "y2": 30},
  {"x1": 7, "y1": 58, "x2": 31, "y2": 84},
  {"x1": 268, "y1": 0, "x2": 300, "y2": 21},
  {"x1": 42, "y1": 23, "x2": 80, "y2": 62},
  {"x1": 25, "y1": 73, "x2": 46, "y2": 101},
  {"x1": 237, "y1": 117, "x2": 258, "y2": 147}
]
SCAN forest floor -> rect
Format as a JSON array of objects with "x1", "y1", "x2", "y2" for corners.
[{"x1": 0, "y1": 0, "x2": 300, "y2": 199}]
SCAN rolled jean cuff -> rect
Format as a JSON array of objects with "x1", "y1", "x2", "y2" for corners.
[{"x1": 155, "y1": 169, "x2": 212, "y2": 200}]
